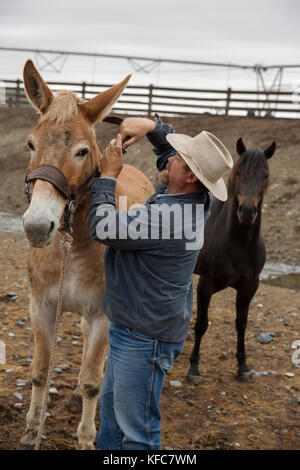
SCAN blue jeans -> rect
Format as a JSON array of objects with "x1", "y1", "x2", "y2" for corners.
[{"x1": 97, "y1": 323, "x2": 184, "y2": 450}]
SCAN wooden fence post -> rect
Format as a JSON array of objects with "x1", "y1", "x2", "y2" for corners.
[
  {"x1": 82, "y1": 82, "x2": 86, "y2": 99},
  {"x1": 225, "y1": 87, "x2": 231, "y2": 115},
  {"x1": 148, "y1": 84, "x2": 153, "y2": 116},
  {"x1": 16, "y1": 79, "x2": 20, "y2": 107}
]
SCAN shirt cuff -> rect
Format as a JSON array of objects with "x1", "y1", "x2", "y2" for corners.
[
  {"x1": 91, "y1": 177, "x2": 117, "y2": 192},
  {"x1": 100, "y1": 177, "x2": 117, "y2": 181}
]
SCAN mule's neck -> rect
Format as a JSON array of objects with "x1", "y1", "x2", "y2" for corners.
[
  {"x1": 70, "y1": 146, "x2": 101, "y2": 247},
  {"x1": 69, "y1": 191, "x2": 93, "y2": 247}
]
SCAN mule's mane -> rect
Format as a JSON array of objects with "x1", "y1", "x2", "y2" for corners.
[{"x1": 40, "y1": 91, "x2": 85, "y2": 124}]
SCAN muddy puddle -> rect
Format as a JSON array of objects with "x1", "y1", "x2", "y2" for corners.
[
  {"x1": 261, "y1": 262, "x2": 300, "y2": 291},
  {"x1": 0, "y1": 211, "x2": 23, "y2": 233}
]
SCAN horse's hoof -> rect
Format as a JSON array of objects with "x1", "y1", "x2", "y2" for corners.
[
  {"x1": 236, "y1": 370, "x2": 255, "y2": 383},
  {"x1": 186, "y1": 372, "x2": 201, "y2": 384},
  {"x1": 70, "y1": 393, "x2": 82, "y2": 414}
]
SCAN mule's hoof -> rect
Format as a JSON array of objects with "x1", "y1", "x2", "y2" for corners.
[
  {"x1": 78, "y1": 443, "x2": 95, "y2": 450},
  {"x1": 70, "y1": 393, "x2": 82, "y2": 414},
  {"x1": 20, "y1": 429, "x2": 37, "y2": 449},
  {"x1": 186, "y1": 373, "x2": 201, "y2": 384},
  {"x1": 236, "y1": 370, "x2": 255, "y2": 383},
  {"x1": 19, "y1": 443, "x2": 35, "y2": 450}
]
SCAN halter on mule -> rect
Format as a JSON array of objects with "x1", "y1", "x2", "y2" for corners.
[{"x1": 24, "y1": 115, "x2": 126, "y2": 234}]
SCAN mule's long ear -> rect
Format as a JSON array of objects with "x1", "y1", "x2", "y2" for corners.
[
  {"x1": 264, "y1": 141, "x2": 276, "y2": 159},
  {"x1": 80, "y1": 74, "x2": 131, "y2": 125},
  {"x1": 236, "y1": 137, "x2": 246, "y2": 156},
  {"x1": 23, "y1": 59, "x2": 53, "y2": 114}
]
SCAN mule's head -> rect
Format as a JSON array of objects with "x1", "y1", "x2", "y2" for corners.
[
  {"x1": 22, "y1": 60, "x2": 130, "y2": 247},
  {"x1": 228, "y1": 137, "x2": 276, "y2": 225}
]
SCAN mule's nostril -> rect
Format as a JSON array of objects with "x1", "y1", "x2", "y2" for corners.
[{"x1": 48, "y1": 221, "x2": 55, "y2": 236}]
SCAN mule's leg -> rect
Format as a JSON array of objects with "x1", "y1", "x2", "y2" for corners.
[
  {"x1": 20, "y1": 296, "x2": 55, "y2": 448},
  {"x1": 77, "y1": 313, "x2": 109, "y2": 450},
  {"x1": 235, "y1": 278, "x2": 259, "y2": 382},
  {"x1": 187, "y1": 278, "x2": 213, "y2": 383},
  {"x1": 70, "y1": 317, "x2": 90, "y2": 414}
]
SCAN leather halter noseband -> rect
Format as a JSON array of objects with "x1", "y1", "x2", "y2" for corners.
[
  {"x1": 24, "y1": 115, "x2": 124, "y2": 234},
  {"x1": 25, "y1": 161, "x2": 101, "y2": 202}
]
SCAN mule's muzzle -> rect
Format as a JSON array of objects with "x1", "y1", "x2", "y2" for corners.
[
  {"x1": 237, "y1": 204, "x2": 258, "y2": 225},
  {"x1": 23, "y1": 215, "x2": 58, "y2": 247}
]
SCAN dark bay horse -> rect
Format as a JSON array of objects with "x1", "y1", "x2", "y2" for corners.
[{"x1": 187, "y1": 137, "x2": 276, "y2": 383}]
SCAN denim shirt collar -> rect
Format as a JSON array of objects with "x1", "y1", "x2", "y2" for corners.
[{"x1": 146, "y1": 186, "x2": 209, "y2": 206}]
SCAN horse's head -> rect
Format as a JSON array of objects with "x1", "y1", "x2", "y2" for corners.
[
  {"x1": 228, "y1": 137, "x2": 276, "y2": 225},
  {"x1": 22, "y1": 60, "x2": 130, "y2": 247}
]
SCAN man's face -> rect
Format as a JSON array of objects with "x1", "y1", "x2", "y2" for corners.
[
  {"x1": 166, "y1": 153, "x2": 189, "y2": 188},
  {"x1": 164, "y1": 153, "x2": 208, "y2": 195}
]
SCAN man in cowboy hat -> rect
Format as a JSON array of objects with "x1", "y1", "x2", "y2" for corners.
[{"x1": 88, "y1": 116, "x2": 233, "y2": 450}]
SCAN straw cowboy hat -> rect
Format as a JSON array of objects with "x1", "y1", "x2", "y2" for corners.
[{"x1": 166, "y1": 131, "x2": 233, "y2": 201}]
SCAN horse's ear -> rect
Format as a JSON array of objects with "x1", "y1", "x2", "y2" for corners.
[
  {"x1": 81, "y1": 74, "x2": 131, "y2": 125},
  {"x1": 264, "y1": 141, "x2": 276, "y2": 159},
  {"x1": 236, "y1": 137, "x2": 246, "y2": 156},
  {"x1": 23, "y1": 59, "x2": 53, "y2": 114}
]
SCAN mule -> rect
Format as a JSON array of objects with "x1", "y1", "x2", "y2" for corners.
[
  {"x1": 20, "y1": 60, "x2": 154, "y2": 449},
  {"x1": 187, "y1": 137, "x2": 276, "y2": 383}
]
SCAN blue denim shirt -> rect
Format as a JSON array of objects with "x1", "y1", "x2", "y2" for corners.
[{"x1": 88, "y1": 119, "x2": 212, "y2": 342}]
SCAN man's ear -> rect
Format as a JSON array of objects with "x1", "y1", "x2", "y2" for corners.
[{"x1": 187, "y1": 173, "x2": 198, "y2": 184}]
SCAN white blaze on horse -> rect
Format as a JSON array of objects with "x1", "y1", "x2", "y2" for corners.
[{"x1": 20, "y1": 60, "x2": 154, "y2": 449}]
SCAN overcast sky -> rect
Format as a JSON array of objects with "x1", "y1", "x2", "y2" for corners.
[{"x1": 1, "y1": 0, "x2": 300, "y2": 89}]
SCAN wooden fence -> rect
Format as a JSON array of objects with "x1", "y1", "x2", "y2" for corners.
[{"x1": 1, "y1": 79, "x2": 300, "y2": 119}]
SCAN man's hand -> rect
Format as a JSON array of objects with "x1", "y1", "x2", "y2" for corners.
[
  {"x1": 101, "y1": 134, "x2": 123, "y2": 179},
  {"x1": 120, "y1": 117, "x2": 156, "y2": 149}
]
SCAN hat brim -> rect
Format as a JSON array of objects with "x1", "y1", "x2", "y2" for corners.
[{"x1": 166, "y1": 133, "x2": 228, "y2": 201}]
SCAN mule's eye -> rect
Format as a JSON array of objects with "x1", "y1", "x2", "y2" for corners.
[
  {"x1": 264, "y1": 173, "x2": 269, "y2": 180},
  {"x1": 76, "y1": 148, "x2": 89, "y2": 157},
  {"x1": 27, "y1": 140, "x2": 35, "y2": 151}
]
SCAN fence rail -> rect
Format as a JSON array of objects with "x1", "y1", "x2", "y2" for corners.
[{"x1": 1, "y1": 79, "x2": 300, "y2": 119}]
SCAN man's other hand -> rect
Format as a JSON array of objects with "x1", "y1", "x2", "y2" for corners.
[
  {"x1": 101, "y1": 134, "x2": 123, "y2": 179},
  {"x1": 120, "y1": 117, "x2": 156, "y2": 149}
]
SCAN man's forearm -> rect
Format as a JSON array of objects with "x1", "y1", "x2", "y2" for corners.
[
  {"x1": 120, "y1": 116, "x2": 177, "y2": 172},
  {"x1": 146, "y1": 116, "x2": 177, "y2": 171}
]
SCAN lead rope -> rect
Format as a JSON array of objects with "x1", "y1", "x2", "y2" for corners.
[{"x1": 34, "y1": 232, "x2": 73, "y2": 450}]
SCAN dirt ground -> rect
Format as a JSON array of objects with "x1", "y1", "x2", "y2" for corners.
[{"x1": 0, "y1": 108, "x2": 299, "y2": 450}]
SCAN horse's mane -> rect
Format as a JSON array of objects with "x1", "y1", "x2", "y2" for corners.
[
  {"x1": 228, "y1": 149, "x2": 269, "y2": 197},
  {"x1": 40, "y1": 91, "x2": 85, "y2": 124}
]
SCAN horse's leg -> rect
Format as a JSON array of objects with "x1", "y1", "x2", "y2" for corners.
[
  {"x1": 70, "y1": 317, "x2": 90, "y2": 414},
  {"x1": 20, "y1": 296, "x2": 55, "y2": 448},
  {"x1": 187, "y1": 278, "x2": 213, "y2": 383},
  {"x1": 235, "y1": 277, "x2": 259, "y2": 382},
  {"x1": 77, "y1": 313, "x2": 109, "y2": 450}
]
